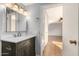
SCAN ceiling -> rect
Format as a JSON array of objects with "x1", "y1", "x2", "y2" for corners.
[{"x1": 22, "y1": 3, "x2": 34, "y2": 6}]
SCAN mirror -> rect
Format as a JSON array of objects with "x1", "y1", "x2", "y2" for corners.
[{"x1": 6, "y1": 8, "x2": 27, "y2": 32}]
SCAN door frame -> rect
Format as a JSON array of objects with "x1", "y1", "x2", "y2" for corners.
[{"x1": 40, "y1": 3, "x2": 64, "y2": 56}]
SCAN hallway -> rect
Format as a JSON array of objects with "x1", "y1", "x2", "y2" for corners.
[{"x1": 43, "y1": 36, "x2": 63, "y2": 56}]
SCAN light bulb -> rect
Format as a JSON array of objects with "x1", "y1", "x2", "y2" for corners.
[
  {"x1": 13, "y1": 4, "x2": 18, "y2": 11},
  {"x1": 20, "y1": 8, "x2": 23, "y2": 13}
]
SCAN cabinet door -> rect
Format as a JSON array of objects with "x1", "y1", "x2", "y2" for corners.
[
  {"x1": 2, "y1": 41, "x2": 16, "y2": 56},
  {"x1": 16, "y1": 46, "x2": 24, "y2": 56},
  {"x1": 16, "y1": 37, "x2": 35, "y2": 56},
  {"x1": 24, "y1": 38, "x2": 35, "y2": 56},
  {"x1": 30, "y1": 38, "x2": 35, "y2": 56},
  {"x1": 17, "y1": 39, "x2": 32, "y2": 56}
]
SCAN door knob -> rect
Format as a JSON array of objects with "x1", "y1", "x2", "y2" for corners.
[{"x1": 69, "y1": 40, "x2": 77, "y2": 45}]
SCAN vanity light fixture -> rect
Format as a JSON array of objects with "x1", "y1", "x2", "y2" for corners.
[
  {"x1": 13, "y1": 4, "x2": 18, "y2": 11},
  {"x1": 5, "y1": 4, "x2": 12, "y2": 8},
  {"x1": 4, "y1": 3, "x2": 28, "y2": 16},
  {"x1": 19, "y1": 7, "x2": 24, "y2": 13}
]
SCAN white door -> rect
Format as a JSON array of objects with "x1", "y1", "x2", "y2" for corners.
[
  {"x1": 63, "y1": 3, "x2": 78, "y2": 56},
  {"x1": 40, "y1": 6, "x2": 48, "y2": 55}
]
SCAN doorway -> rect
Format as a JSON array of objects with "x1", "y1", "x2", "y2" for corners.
[{"x1": 43, "y1": 5, "x2": 63, "y2": 56}]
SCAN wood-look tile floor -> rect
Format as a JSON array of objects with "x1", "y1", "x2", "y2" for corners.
[{"x1": 43, "y1": 36, "x2": 63, "y2": 56}]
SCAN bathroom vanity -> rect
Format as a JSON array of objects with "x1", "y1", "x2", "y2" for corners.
[
  {"x1": 1, "y1": 35, "x2": 36, "y2": 56},
  {"x1": 0, "y1": 5, "x2": 36, "y2": 56}
]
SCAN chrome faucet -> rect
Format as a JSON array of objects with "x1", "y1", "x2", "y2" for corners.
[
  {"x1": 17, "y1": 32, "x2": 21, "y2": 37},
  {"x1": 13, "y1": 32, "x2": 21, "y2": 37}
]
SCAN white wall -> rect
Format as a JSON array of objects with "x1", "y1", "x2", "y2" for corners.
[
  {"x1": 25, "y1": 4, "x2": 41, "y2": 55},
  {"x1": 63, "y1": 4, "x2": 78, "y2": 56},
  {"x1": 26, "y1": 4, "x2": 40, "y2": 35},
  {"x1": 46, "y1": 5, "x2": 63, "y2": 36},
  {"x1": 39, "y1": 7, "x2": 48, "y2": 55},
  {"x1": 48, "y1": 23, "x2": 62, "y2": 36},
  {"x1": 46, "y1": 6, "x2": 63, "y2": 24},
  {"x1": 78, "y1": 5, "x2": 79, "y2": 55},
  {"x1": 16, "y1": 14, "x2": 27, "y2": 31},
  {"x1": 0, "y1": 5, "x2": 6, "y2": 56}
]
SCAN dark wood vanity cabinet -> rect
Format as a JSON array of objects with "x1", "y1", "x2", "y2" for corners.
[
  {"x1": 2, "y1": 41, "x2": 16, "y2": 56},
  {"x1": 2, "y1": 37, "x2": 35, "y2": 56}
]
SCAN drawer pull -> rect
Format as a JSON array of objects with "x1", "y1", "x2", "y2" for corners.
[{"x1": 6, "y1": 47, "x2": 12, "y2": 51}]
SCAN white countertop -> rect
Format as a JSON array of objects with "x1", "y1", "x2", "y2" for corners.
[{"x1": 1, "y1": 34, "x2": 36, "y2": 43}]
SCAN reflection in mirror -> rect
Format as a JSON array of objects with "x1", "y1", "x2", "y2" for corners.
[
  {"x1": 11, "y1": 13, "x2": 16, "y2": 31},
  {"x1": 6, "y1": 8, "x2": 27, "y2": 32},
  {"x1": 6, "y1": 8, "x2": 16, "y2": 32}
]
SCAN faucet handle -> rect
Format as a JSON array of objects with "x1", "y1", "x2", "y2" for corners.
[
  {"x1": 18, "y1": 32, "x2": 21, "y2": 36},
  {"x1": 13, "y1": 34, "x2": 17, "y2": 37}
]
